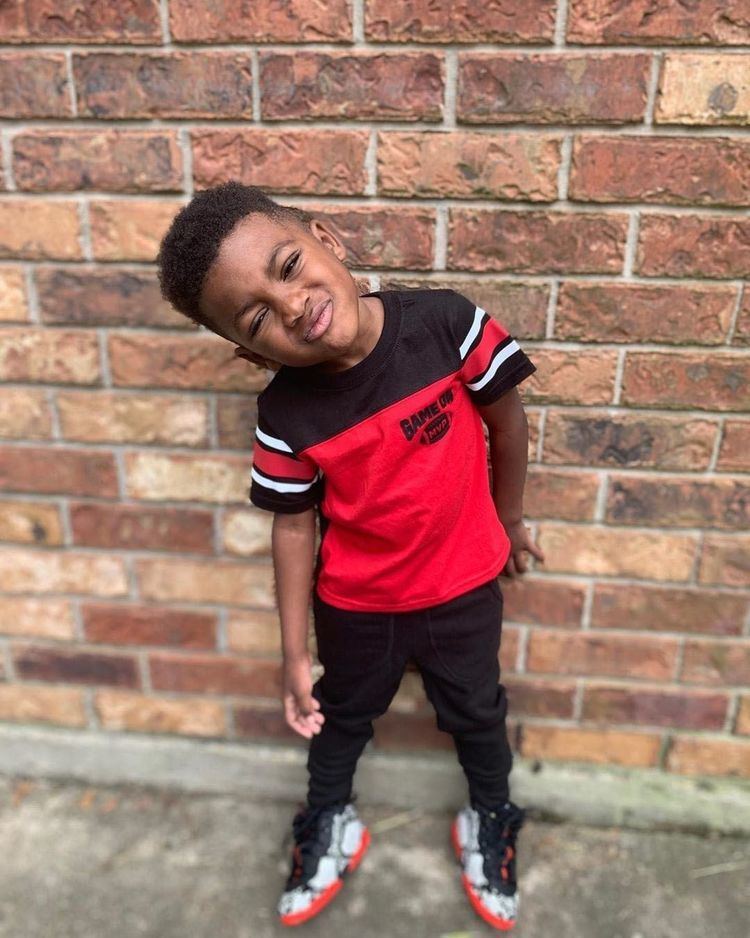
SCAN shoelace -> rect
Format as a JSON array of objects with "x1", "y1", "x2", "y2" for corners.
[
  {"x1": 475, "y1": 802, "x2": 526, "y2": 893},
  {"x1": 283, "y1": 800, "x2": 350, "y2": 889}
]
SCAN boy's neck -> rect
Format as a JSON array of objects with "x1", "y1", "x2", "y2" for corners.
[{"x1": 317, "y1": 294, "x2": 385, "y2": 374}]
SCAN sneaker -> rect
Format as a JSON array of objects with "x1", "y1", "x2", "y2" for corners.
[
  {"x1": 278, "y1": 800, "x2": 370, "y2": 927},
  {"x1": 451, "y1": 800, "x2": 525, "y2": 931}
]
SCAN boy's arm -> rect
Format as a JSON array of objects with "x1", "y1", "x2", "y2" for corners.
[
  {"x1": 272, "y1": 509, "x2": 324, "y2": 738},
  {"x1": 476, "y1": 387, "x2": 545, "y2": 578}
]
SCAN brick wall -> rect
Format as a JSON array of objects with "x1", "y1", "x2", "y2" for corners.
[{"x1": 0, "y1": 1, "x2": 749, "y2": 781}]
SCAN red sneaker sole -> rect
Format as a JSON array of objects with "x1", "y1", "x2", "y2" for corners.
[
  {"x1": 451, "y1": 819, "x2": 516, "y2": 932},
  {"x1": 280, "y1": 826, "x2": 371, "y2": 927}
]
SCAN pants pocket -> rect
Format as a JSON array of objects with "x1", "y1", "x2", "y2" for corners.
[
  {"x1": 426, "y1": 579, "x2": 502, "y2": 684},
  {"x1": 313, "y1": 592, "x2": 393, "y2": 680}
]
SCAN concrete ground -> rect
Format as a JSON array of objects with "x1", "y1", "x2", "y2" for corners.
[{"x1": 0, "y1": 776, "x2": 748, "y2": 938}]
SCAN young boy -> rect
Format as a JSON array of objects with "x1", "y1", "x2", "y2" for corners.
[{"x1": 157, "y1": 182, "x2": 544, "y2": 930}]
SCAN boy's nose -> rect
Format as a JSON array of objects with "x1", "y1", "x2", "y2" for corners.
[{"x1": 278, "y1": 293, "x2": 309, "y2": 329}]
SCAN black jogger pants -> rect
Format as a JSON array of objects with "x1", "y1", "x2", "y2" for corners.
[{"x1": 307, "y1": 576, "x2": 513, "y2": 810}]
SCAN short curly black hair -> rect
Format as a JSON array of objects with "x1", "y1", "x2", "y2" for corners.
[{"x1": 156, "y1": 181, "x2": 313, "y2": 336}]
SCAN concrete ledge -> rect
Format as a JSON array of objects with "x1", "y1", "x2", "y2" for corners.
[{"x1": 1, "y1": 724, "x2": 749, "y2": 836}]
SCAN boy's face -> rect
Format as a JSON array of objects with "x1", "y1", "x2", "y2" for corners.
[{"x1": 199, "y1": 212, "x2": 368, "y2": 373}]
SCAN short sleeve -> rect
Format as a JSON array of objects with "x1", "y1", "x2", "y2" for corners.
[
  {"x1": 249, "y1": 402, "x2": 323, "y2": 514},
  {"x1": 451, "y1": 292, "x2": 537, "y2": 406}
]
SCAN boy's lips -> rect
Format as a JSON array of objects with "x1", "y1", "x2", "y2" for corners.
[{"x1": 304, "y1": 299, "x2": 332, "y2": 342}]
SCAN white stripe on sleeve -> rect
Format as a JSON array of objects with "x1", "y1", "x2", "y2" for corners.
[{"x1": 466, "y1": 340, "x2": 522, "y2": 392}]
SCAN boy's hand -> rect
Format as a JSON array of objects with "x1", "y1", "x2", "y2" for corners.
[
  {"x1": 501, "y1": 520, "x2": 545, "y2": 578},
  {"x1": 282, "y1": 654, "x2": 325, "y2": 739}
]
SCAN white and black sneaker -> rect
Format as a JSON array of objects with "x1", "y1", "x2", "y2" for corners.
[
  {"x1": 451, "y1": 800, "x2": 525, "y2": 930},
  {"x1": 278, "y1": 799, "x2": 370, "y2": 927}
]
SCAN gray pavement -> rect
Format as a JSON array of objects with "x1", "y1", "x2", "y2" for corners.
[{"x1": 0, "y1": 775, "x2": 748, "y2": 938}]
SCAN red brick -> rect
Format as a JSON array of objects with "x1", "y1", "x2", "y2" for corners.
[
  {"x1": 458, "y1": 54, "x2": 650, "y2": 124},
  {"x1": 737, "y1": 696, "x2": 750, "y2": 735},
  {"x1": 656, "y1": 54, "x2": 750, "y2": 127},
  {"x1": 622, "y1": 352, "x2": 750, "y2": 412},
  {"x1": 260, "y1": 52, "x2": 444, "y2": 121},
  {"x1": 0, "y1": 684, "x2": 86, "y2": 727},
  {"x1": 448, "y1": 209, "x2": 627, "y2": 273},
  {"x1": 525, "y1": 468, "x2": 599, "y2": 521},
  {"x1": 222, "y1": 509, "x2": 272, "y2": 557},
  {"x1": 366, "y1": 0, "x2": 556, "y2": 43},
  {"x1": 0, "y1": 328, "x2": 100, "y2": 385},
  {"x1": 310, "y1": 204, "x2": 435, "y2": 270},
  {"x1": 108, "y1": 333, "x2": 262, "y2": 392},
  {"x1": 520, "y1": 724, "x2": 661, "y2": 767},
  {"x1": 0, "y1": 500, "x2": 63, "y2": 546},
  {"x1": 556, "y1": 282, "x2": 734, "y2": 344},
  {"x1": 502, "y1": 578, "x2": 585, "y2": 629},
  {"x1": 71, "y1": 503, "x2": 214, "y2": 554},
  {"x1": 699, "y1": 535, "x2": 750, "y2": 588},
  {"x1": 499, "y1": 626, "x2": 520, "y2": 674},
  {"x1": 0, "y1": 52, "x2": 70, "y2": 117},
  {"x1": 570, "y1": 135, "x2": 750, "y2": 206},
  {"x1": 506, "y1": 677, "x2": 575, "y2": 718},
  {"x1": 0, "y1": 547, "x2": 128, "y2": 597},
  {"x1": 607, "y1": 476, "x2": 749, "y2": 530},
  {"x1": 74, "y1": 52, "x2": 252, "y2": 119},
  {"x1": 89, "y1": 199, "x2": 185, "y2": 262},
  {"x1": 667, "y1": 737, "x2": 750, "y2": 778},
  {"x1": 216, "y1": 395, "x2": 258, "y2": 451},
  {"x1": 567, "y1": 1, "x2": 750, "y2": 45},
  {"x1": 592, "y1": 584, "x2": 746, "y2": 637},
  {"x1": 149, "y1": 652, "x2": 281, "y2": 697},
  {"x1": 0, "y1": 597, "x2": 75, "y2": 640},
  {"x1": 381, "y1": 278, "x2": 549, "y2": 340},
  {"x1": 541, "y1": 524, "x2": 697, "y2": 582},
  {"x1": 36, "y1": 267, "x2": 190, "y2": 328},
  {"x1": 0, "y1": 388, "x2": 53, "y2": 440},
  {"x1": 226, "y1": 609, "x2": 284, "y2": 656},
  {"x1": 125, "y1": 452, "x2": 248, "y2": 504},
  {"x1": 681, "y1": 640, "x2": 750, "y2": 686},
  {"x1": 96, "y1": 689, "x2": 225, "y2": 737},
  {"x1": 83, "y1": 604, "x2": 217, "y2": 649},
  {"x1": 57, "y1": 391, "x2": 208, "y2": 447},
  {"x1": 717, "y1": 421, "x2": 750, "y2": 472},
  {"x1": 13, "y1": 644, "x2": 140, "y2": 688},
  {"x1": 372, "y1": 710, "x2": 454, "y2": 751},
  {"x1": 0, "y1": 268, "x2": 29, "y2": 322},
  {"x1": 543, "y1": 410, "x2": 718, "y2": 472},
  {"x1": 234, "y1": 703, "x2": 305, "y2": 745},
  {"x1": 0, "y1": 200, "x2": 81, "y2": 260},
  {"x1": 0, "y1": 446, "x2": 117, "y2": 498},
  {"x1": 637, "y1": 214, "x2": 750, "y2": 278},
  {"x1": 582, "y1": 683, "x2": 728, "y2": 730},
  {"x1": 169, "y1": 0, "x2": 352, "y2": 42},
  {"x1": 527, "y1": 629, "x2": 679, "y2": 681},
  {"x1": 521, "y1": 349, "x2": 618, "y2": 405},
  {"x1": 193, "y1": 129, "x2": 369, "y2": 195},
  {"x1": 378, "y1": 131, "x2": 560, "y2": 200},
  {"x1": 734, "y1": 288, "x2": 750, "y2": 346},
  {"x1": 13, "y1": 131, "x2": 183, "y2": 192},
  {"x1": 0, "y1": 1, "x2": 160, "y2": 43},
  {"x1": 136, "y1": 557, "x2": 273, "y2": 606}
]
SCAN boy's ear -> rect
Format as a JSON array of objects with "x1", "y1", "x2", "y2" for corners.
[
  {"x1": 233, "y1": 347, "x2": 282, "y2": 372},
  {"x1": 309, "y1": 218, "x2": 346, "y2": 262}
]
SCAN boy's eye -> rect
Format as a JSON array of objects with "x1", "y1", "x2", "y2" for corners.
[
  {"x1": 283, "y1": 252, "x2": 300, "y2": 278},
  {"x1": 250, "y1": 309, "x2": 267, "y2": 338}
]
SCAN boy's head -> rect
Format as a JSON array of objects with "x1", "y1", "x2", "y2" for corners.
[{"x1": 157, "y1": 182, "x2": 365, "y2": 373}]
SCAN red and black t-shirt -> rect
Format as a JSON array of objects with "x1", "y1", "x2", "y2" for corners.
[{"x1": 249, "y1": 289, "x2": 537, "y2": 612}]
